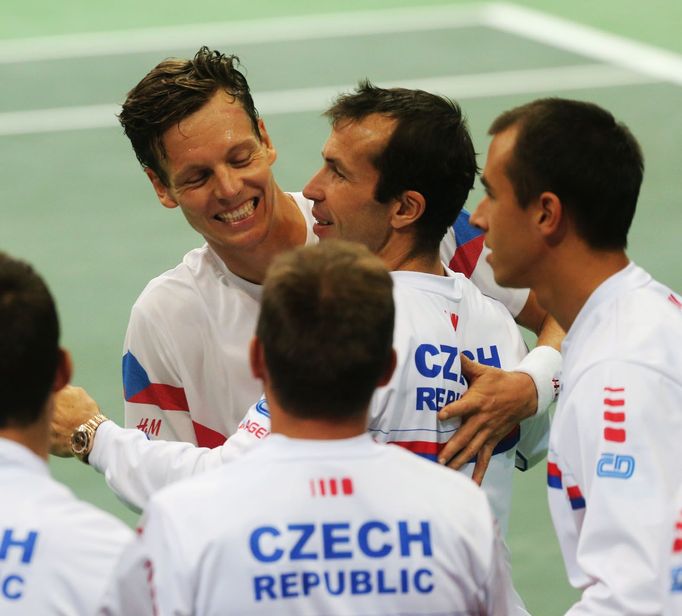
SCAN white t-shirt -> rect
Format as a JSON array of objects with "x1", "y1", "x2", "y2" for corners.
[
  {"x1": 0, "y1": 438, "x2": 132, "y2": 614},
  {"x1": 123, "y1": 203, "x2": 531, "y2": 445},
  {"x1": 99, "y1": 434, "x2": 523, "y2": 615},
  {"x1": 122, "y1": 193, "x2": 317, "y2": 445},
  {"x1": 547, "y1": 263, "x2": 682, "y2": 614}
]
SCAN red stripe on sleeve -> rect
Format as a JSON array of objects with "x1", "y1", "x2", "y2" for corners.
[
  {"x1": 567, "y1": 485, "x2": 583, "y2": 499},
  {"x1": 603, "y1": 412, "x2": 625, "y2": 422}
]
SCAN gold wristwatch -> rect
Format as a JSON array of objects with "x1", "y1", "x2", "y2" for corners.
[{"x1": 71, "y1": 413, "x2": 109, "y2": 463}]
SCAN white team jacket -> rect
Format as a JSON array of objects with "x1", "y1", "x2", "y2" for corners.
[
  {"x1": 547, "y1": 263, "x2": 682, "y2": 615},
  {"x1": 99, "y1": 434, "x2": 523, "y2": 615},
  {"x1": 0, "y1": 438, "x2": 132, "y2": 614},
  {"x1": 123, "y1": 200, "x2": 530, "y2": 446}
]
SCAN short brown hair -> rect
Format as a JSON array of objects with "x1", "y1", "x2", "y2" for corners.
[
  {"x1": 0, "y1": 253, "x2": 60, "y2": 427},
  {"x1": 118, "y1": 46, "x2": 261, "y2": 185},
  {"x1": 325, "y1": 81, "x2": 477, "y2": 255},
  {"x1": 257, "y1": 240, "x2": 394, "y2": 420}
]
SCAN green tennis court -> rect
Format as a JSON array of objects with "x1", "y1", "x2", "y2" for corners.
[{"x1": 2, "y1": 1, "x2": 680, "y2": 613}]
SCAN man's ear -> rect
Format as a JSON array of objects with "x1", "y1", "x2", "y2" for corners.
[
  {"x1": 536, "y1": 191, "x2": 566, "y2": 245},
  {"x1": 53, "y1": 349, "x2": 73, "y2": 393},
  {"x1": 257, "y1": 119, "x2": 277, "y2": 166},
  {"x1": 390, "y1": 190, "x2": 426, "y2": 230},
  {"x1": 249, "y1": 337, "x2": 268, "y2": 381},
  {"x1": 145, "y1": 168, "x2": 178, "y2": 209},
  {"x1": 377, "y1": 349, "x2": 397, "y2": 387}
]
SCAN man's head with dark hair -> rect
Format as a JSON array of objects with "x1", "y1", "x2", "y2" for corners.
[
  {"x1": 119, "y1": 46, "x2": 262, "y2": 187},
  {"x1": 304, "y1": 81, "x2": 477, "y2": 258},
  {"x1": 471, "y1": 98, "x2": 643, "y2": 292},
  {"x1": 0, "y1": 253, "x2": 62, "y2": 428},
  {"x1": 254, "y1": 240, "x2": 395, "y2": 421},
  {"x1": 487, "y1": 98, "x2": 643, "y2": 250},
  {"x1": 119, "y1": 47, "x2": 283, "y2": 280}
]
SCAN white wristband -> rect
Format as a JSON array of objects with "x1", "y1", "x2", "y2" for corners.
[{"x1": 513, "y1": 345, "x2": 562, "y2": 416}]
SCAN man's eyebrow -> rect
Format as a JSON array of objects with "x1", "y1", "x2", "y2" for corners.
[
  {"x1": 323, "y1": 153, "x2": 352, "y2": 177},
  {"x1": 480, "y1": 175, "x2": 490, "y2": 189}
]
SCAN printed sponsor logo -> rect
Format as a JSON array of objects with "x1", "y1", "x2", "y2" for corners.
[
  {"x1": 596, "y1": 453, "x2": 635, "y2": 479},
  {"x1": 136, "y1": 417, "x2": 162, "y2": 437},
  {"x1": 239, "y1": 420, "x2": 269, "y2": 440}
]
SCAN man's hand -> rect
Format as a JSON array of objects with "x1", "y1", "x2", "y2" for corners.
[
  {"x1": 50, "y1": 385, "x2": 101, "y2": 457},
  {"x1": 437, "y1": 355, "x2": 537, "y2": 484}
]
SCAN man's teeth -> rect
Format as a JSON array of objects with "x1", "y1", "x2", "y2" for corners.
[{"x1": 215, "y1": 199, "x2": 257, "y2": 223}]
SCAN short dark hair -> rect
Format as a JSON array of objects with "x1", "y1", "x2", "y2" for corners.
[
  {"x1": 118, "y1": 46, "x2": 261, "y2": 186},
  {"x1": 0, "y1": 253, "x2": 60, "y2": 428},
  {"x1": 257, "y1": 240, "x2": 394, "y2": 420},
  {"x1": 325, "y1": 81, "x2": 477, "y2": 254},
  {"x1": 489, "y1": 98, "x2": 644, "y2": 250}
]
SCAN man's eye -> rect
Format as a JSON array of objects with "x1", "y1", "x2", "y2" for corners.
[
  {"x1": 186, "y1": 172, "x2": 209, "y2": 185},
  {"x1": 232, "y1": 154, "x2": 253, "y2": 167}
]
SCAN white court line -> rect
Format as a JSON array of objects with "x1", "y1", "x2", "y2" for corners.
[
  {"x1": 0, "y1": 64, "x2": 656, "y2": 136},
  {"x1": 482, "y1": 2, "x2": 682, "y2": 86},
  {"x1": 1, "y1": 1, "x2": 681, "y2": 86},
  {"x1": 0, "y1": 4, "x2": 484, "y2": 64}
]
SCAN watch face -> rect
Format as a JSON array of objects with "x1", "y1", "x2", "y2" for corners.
[{"x1": 71, "y1": 430, "x2": 89, "y2": 455}]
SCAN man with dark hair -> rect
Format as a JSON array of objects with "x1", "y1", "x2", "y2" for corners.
[
  {"x1": 471, "y1": 97, "x2": 682, "y2": 614},
  {"x1": 117, "y1": 48, "x2": 560, "y2": 454},
  {"x1": 0, "y1": 252, "x2": 132, "y2": 613},
  {"x1": 99, "y1": 240, "x2": 520, "y2": 615}
]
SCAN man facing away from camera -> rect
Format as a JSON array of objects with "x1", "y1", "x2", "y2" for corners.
[
  {"x1": 98, "y1": 240, "x2": 522, "y2": 615},
  {"x1": 0, "y1": 252, "x2": 132, "y2": 614}
]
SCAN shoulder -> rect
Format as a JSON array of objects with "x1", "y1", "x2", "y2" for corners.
[
  {"x1": 34, "y1": 480, "x2": 133, "y2": 551},
  {"x1": 132, "y1": 247, "x2": 209, "y2": 307},
  {"x1": 574, "y1": 279, "x2": 682, "y2": 375},
  {"x1": 382, "y1": 444, "x2": 489, "y2": 503},
  {"x1": 456, "y1": 275, "x2": 518, "y2": 329}
]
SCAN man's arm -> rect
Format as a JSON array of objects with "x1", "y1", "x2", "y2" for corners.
[
  {"x1": 51, "y1": 386, "x2": 267, "y2": 510},
  {"x1": 438, "y1": 300, "x2": 563, "y2": 483},
  {"x1": 123, "y1": 303, "x2": 198, "y2": 443},
  {"x1": 553, "y1": 363, "x2": 680, "y2": 614}
]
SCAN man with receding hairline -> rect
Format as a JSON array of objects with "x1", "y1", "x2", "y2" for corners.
[
  {"x1": 471, "y1": 97, "x2": 682, "y2": 615},
  {"x1": 117, "y1": 47, "x2": 561, "y2": 455}
]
